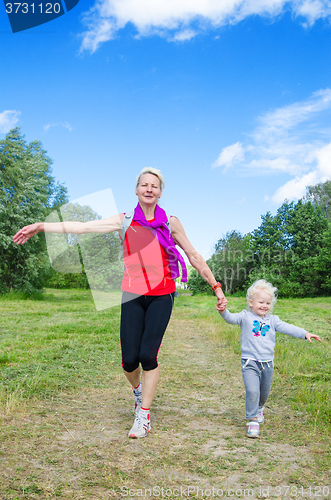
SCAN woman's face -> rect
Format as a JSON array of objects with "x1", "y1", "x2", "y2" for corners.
[{"x1": 135, "y1": 173, "x2": 162, "y2": 208}]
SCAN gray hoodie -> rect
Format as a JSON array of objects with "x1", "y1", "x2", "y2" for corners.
[{"x1": 220, "y1": 309, "x2": 307, "y2": 360}]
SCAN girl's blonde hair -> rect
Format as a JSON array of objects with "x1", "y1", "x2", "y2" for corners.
[
  {"x1": 136, "y1": 167, "x2": 165, "y2": 191},
  {"x1": 246, "y1": 279, "x2": 278, "y2": 312}
]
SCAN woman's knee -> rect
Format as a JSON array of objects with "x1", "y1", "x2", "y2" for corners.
[
  {"x1": 122, "y1": 356, "x2": 140, "y2": 373},
  {"x1": 139, "y1": 353, "x2": 158, "y2": 371}
]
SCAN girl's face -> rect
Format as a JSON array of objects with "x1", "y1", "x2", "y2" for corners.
[
  {"x1": 249, "y1": 289, "x2": 272, "y2": 317},
  {"x1": 135, "y1": 173, "x2": 162, "y2": 210}
]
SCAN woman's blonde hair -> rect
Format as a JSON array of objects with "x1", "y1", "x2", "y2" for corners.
[
  {"x1": 246, "y1": 279, "x2": 278, "y2": 312},
  {"x1": 136, "y1": 167, "x2": 165, "y2": 191}
]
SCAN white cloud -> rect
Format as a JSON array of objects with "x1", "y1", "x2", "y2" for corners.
[
  {"x1": 256, "y1": 88, "x2": 331, "y2": 135},
  {"x1": 312, "y1": 142, "x2": 331, "y2": 177},
  {"x1": 237, "y1": 196, "x2": 246, "y2": 204},
  {"x1": 44, "y1": 122, "x2": 73, "y2": 133},
  {"x1": 0, "y1": 110, "x2": 21, "y2": 134},
  {"x1": 171, "y1": 29, "x2": 197, "y2": 42},
  {"x1": 63, "y1": 122, "x2": 73, "y2": 132},
  {"x1": 212, "y1": 142, "x2": 245, "y2": 171},
  {"x1": 295, "y1": 0, "x2": 331, "y2": 25},
  {"x1": 247, "y1": 157, "x2": 302, "y2": 174},
  {"x1": 80, "y1": 15, "x2": 115, "y2": 54},
  {"x1": 79, "y1": 0, "x2": 331, "y2": 53},
  {"x1": 212, "y1": 88, "x2": 331, "y2": 203},
  {"x1": 43, "y1": 123, "x2": 56, "y2": 132},
  {"x1": 271, "y1": 171, "x2": 319, "y2": 203}
]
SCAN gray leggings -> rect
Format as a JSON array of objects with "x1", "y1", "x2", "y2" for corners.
[{"x1": 241, "y1": 358, "x2": 273, "y2": 420}]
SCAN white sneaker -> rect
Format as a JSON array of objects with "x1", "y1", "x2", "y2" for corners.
[
  {"x1": 134, "y1": 391, "x2": 142, "y2": 414},
  {"x1": 257, "y1": 409, "x2": 264, "y2": 424},
  {"x1": 247, "y1": 421, "x2": 259, "y2": 438},
  {"x1": 128, "y1": 414, "x2": 151, "y2": 439}
]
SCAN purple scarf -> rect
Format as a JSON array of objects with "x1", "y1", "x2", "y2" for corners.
[{"x1": 133, "y1": 203, "x2": 187, "y2": 282}]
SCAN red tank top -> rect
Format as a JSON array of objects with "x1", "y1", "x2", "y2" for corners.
[{"x1": 121, "y1": 219, "x2": 176, "y2": 295}]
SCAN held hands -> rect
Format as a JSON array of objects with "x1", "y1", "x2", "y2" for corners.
[
  {"x1": 215, "y1": 290, "x2": 228, "y2": 313},
  {"x1": 305, "y1": 332, "x2": 321, "y2": 342},
  {"x1": 13, "y1": 223, "x2": 42, "y2": 245}
]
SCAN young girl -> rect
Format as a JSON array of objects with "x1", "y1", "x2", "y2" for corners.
[{"x1": 218, "y1": 279, "x2": 321, "y2": 438}]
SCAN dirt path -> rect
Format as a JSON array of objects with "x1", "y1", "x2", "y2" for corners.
[{"x1": 1, "y1": 309, "x2": 330, "y2": 499}]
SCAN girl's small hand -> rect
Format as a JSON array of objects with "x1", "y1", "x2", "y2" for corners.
[
  {"x1": 13, "y1": 223, "x2": 42, "y2": 245},
  {"x1": 305, "y1": 332, "x2": 321, "y2": 342},
  {"x1": 216, "y1": 298, "x2": 228, "y2": 313}
]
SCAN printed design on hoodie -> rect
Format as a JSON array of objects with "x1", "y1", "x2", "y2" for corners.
[{"x1": 252, "y1": 320, "x2": 271, "y2": 337}]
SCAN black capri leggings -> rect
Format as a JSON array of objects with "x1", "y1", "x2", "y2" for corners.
[{"x1": 120, "y1": 292, "x2": 175, "y2": 372}]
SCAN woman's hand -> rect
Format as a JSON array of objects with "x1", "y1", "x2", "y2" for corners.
[
  {"x1": 216, "y1": 294, "x2": 228, "y2": 313},
  {"x1": 214, "y1": 286, "x2": 226, "y2": 312},
  {"x1": 13, "y1": 223, "x2": 43, "y2": 245}
]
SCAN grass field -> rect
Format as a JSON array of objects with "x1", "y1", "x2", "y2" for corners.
[{"x1": 0, "y1": 290, "x2": 330, "y2": 499}]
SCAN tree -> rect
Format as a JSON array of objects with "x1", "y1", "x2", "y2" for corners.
[
  {"x1": 313, "y1": 220, "x2": 331, "y2": 294},
  {"x1": 45, "y1": 202, "x2": 122, "y2": 291},
  {"x1": 248, "y1": 200, "x2": 329, "y2": 297},
  {"x1": 246, "y1": 208, "x2": 286, "y2": 293},
  {"x1": 304, "y1": 180, "x2": 331, "y2": 221},
  {"x1": 0, "y1": 128, "x2": 68, "y2": 294},
  {"x1": 187, "y1": 266, "x2": 213, "y2": 295},
  {"x1": 187, "y1": 231, "x2": 249, "y2": 295},
  {"x1": 285, "y1": 200, "x2": 328, "y2": 296},
  {"x1": 212, "y1": 231, "x2": 250, "y2": 294}
]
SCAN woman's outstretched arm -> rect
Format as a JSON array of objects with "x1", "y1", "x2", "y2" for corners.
[
  {"x1": 13, "y1": 213, "x2": 124, "y2": 245},
  {"x1": 170, "y1": 216, "x2": 225, "y2": 307}
]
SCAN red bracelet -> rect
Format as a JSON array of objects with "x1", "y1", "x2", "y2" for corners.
[{"x1": 212, "y1": 282, "x2": 222, "y2": 292}]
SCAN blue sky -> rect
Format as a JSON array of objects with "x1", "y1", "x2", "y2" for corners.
[{"x1": 1, "y1": 0, "x2": 331, "y2": 259}]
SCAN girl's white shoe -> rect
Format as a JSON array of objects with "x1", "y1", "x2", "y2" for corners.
[
  {"x1": 247, "y1": 421, "x2": 259, "y2": 438},
  {"x1": 257, "y1": 410, "x2": 264, "y2": 424}
]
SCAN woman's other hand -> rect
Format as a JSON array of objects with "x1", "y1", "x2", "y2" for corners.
[{"x1": 13, "y1": 223, "x2": 43, "y2": 245}]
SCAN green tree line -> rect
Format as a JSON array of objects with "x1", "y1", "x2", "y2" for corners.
[
  {"x1": 0, "y1": 128, "x2": 68, "y2": 295},
  {"x1": 0, "y1": 128, "x2": 121, "y2": 295},
  {"x1": 188, "y1": 181, "x2": 331, "y2": 298},
  {"x1": 1, "y1": 128, "x2": 330, "y2": 298}
]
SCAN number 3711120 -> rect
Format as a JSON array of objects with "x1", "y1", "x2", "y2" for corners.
[{"x1": 5, "y1": 3, "x2": 62, "y2": 14}]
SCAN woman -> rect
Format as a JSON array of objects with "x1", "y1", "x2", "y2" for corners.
[{"x1": 14, "y1": 167, "x2": 225, "y2": 438}]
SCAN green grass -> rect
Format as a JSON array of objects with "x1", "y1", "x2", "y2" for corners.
[
  {"x1": 1, "y1": 289, "x2": 330, "y2": 497},
  {"x1": 1, "y1": 290, "x2": 330, "y2": 433},
  {"x1": 0, "y1": 289, "x2": 122, "y2": 410}
]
